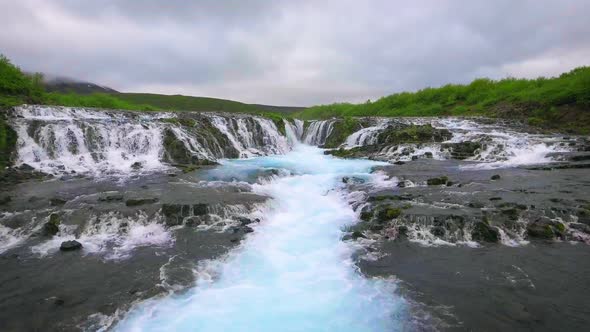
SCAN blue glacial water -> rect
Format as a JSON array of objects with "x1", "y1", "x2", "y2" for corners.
[{"x1": 115, "y1": 145, "x2": 409, "y2": 331}]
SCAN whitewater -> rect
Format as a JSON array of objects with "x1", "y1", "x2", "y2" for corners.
[{"x1": 114, "y1": 144, "x2": 409, "y2": 331}]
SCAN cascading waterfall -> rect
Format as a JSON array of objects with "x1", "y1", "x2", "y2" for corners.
[
  {"x1": 206, "y1": 114, "x2": 290, "y2": 158},
  {"x1": 114, "y1": 145, "x2": 409, "y2": 331},
  {"x1": 13, "y1": 106, "x2": 168, "y2": 175},
  {"x1": 10, "y1": 105, "x2": 293, "y2": 175},
  {"x1": 303, "y1": 119, "x2": 335, "y2": 146},
  {"x1": 344, "y1": 119, "x2": 390, "y2": 147}
]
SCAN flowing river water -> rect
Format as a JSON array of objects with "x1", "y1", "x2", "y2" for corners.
[
  {"x1": 2, "y1": 106, "x2": 590, "y2": 331},
  {"x1": 115, "y1": 145, "x2": 408, "y2": 331}
]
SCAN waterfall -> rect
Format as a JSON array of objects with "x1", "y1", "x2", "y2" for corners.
[
  {"x1": 303, "y1": 120, "x2": 335, "y2": 146},
  {"x1": 344, "y1": 119, "x2": 390, "y2": 147},
  {"x1": 206, "y1": 114, "x2": 290, "y2": 158},
  {"x1": 9, "y1": 105, "x2": 294, "y2": 175}
]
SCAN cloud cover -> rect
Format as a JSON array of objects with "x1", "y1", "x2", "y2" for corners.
[{"x1": 1, "y1": 0, "x2": 589, "y2": 106}]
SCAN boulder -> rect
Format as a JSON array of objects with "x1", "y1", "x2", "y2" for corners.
[
  {"x1": 161, "y1": 204, "x2": 191, "y2": 226},
  {"x1": 0, "y1": 195, "x2": 11, "y2": 205},
  {"x1": 42, "y1": 213, "x2": 61, "y2": 236},
  {"x1": 471, "y1": 221, "x2": 500, "y2": 242},
  {"x1": 60, "y1": 240, "x2": 82, "y2": 251},
  {"x1": 527, "y1": 218, "x2": 565, "y2": 239},
  {"x1": 491, "y1": 174, "x2": 501, "y2": 180}
]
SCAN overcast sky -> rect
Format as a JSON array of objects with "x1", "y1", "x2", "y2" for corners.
[{"x1": 1, "y1": 0, "x2": 589, "y2": 106}]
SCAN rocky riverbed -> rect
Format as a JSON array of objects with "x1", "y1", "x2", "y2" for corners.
[{"x1": 1, "y1": 105, "x2": 589, "y2": 331}]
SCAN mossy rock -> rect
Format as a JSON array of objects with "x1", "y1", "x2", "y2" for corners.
[
  {"x1": 442, "y1": 141, "x2": 483, "y2": 160},
  {"x1": 323, "y1": 117, "x2": 365, "y2": 148},
  {"x1": 471, "y1": 220, "x2": 500, "y2": 242},
  {"x1": 375, "y1": 207, "x2": 402, "y2": 221},
  {"x1": 360, "y1": 211, "x2": 373, "y2": 221},
  {"x1": 42, "y1": 213, "x2": 61, "y2": 236},
  {"x1": 377, "y1": 124, "x2": 452, "y2": 145}
]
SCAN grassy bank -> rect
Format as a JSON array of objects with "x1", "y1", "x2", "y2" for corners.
[{"x1": 296, "y1": 67, "x2": 590, "y2": 134}]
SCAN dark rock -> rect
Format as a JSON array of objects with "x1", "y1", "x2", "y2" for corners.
[
  {"x1": 161, "y1": 204, "x2": 191, "y2": 226},
  {"x1": 397, "y1": 181, "x2": 406, "y2": 188},
  {"x1": 424, "y1": 152, "x2": 433, "y2": 158},
  {"x1": 431, "y1": 226, "x2": 446, "y2": 237},
  {"x1": 489, "y1": 197, "x2": 502, "y2": 201},
  {"x1": 527, "y1": 218, "x2": 565, "y2": 239},
  {"x1": 125, "y1": 198, "x2": 159, "y2": 206},
  {"x1": 59, "y1": 240, "x2": 82, "y2": 251},
  {"x1": 426, "y1": 176, "x2": 449, "y2": 186},
  {"x1": 42, "y1": 213, "x2": 61, "y2": 236},
  {"x1": 54, "y1": 298, "x2": 65, "y2": 306},
  {"x1": 471, "y1": 221, "x2": 500, "y2": 242},
  {"x1": 360, "y1": 211, "x2": 373, "y2": 221},
  {"x1": 370, "y1": 224, "x2": 384, "y2": 231},
  {"x1": 230, "y1": 237, "x2": 240, "y2": 243},
  {"x1": 397, "y1": 225, "x2": 409, "y2": 236},
  {"x1": 491, "y1": 174, "x2": 501, "y2": 180},
  {"x1": 0, "y1": 195, "x2": 11, "y2": 205},
  {"x1": 375, "y1": 207, "x2": 402, "y2": 221},
  {"x1": 442, "y1": 141, "x2": 482, "y2": 160},
  {"x1": 50, "y1": 198, "x2": 67, "y2": 206},
  {"x1": 193, "y1": 203, "x2": 208, "y2": 216},
  {"x1": 393, "y1": 161, "x2": 405, "y2": 165},
  {"x1": 351, "y1": 231, "x2": 367, "y2": 240},
  {"x1": 18, "y1": 163, "x2": 35, "y2": 172},
  {"x1": 98, "y1": 193, "x2": 124, "y2": 202},
  {"x1": 242, "y1": 226, "x2": 254, "y2": 233},
  {"x1": 411, "y1": 155, "x2": 419, "y2": 161},
  {"x1": 131, "y1": 162, "x2": 143, "y2": 170}
]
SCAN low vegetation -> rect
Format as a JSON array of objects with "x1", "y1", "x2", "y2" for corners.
[{"x1": 297, "y1": 67, "x2": 590, "y2": 133}]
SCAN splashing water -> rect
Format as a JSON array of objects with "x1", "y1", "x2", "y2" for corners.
[{"x1": 114, "y1": 145, "x2": 408, "y2": 331}]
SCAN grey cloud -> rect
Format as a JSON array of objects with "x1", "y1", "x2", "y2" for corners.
[{"x1": 1, "y1": 0, "x2": 589, "y2": 106}]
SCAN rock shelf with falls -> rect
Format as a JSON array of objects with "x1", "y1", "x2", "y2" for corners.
[
  {"x1": 9, "y1": 105, "x2": 302, "y2": 176},
  {"x1": 1, "y1": 105, "x2": 590, "y2": 331}
]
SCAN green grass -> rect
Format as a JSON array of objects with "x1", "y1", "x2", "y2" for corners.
[{"x1": 296, "y1": 67, "x2": 590, "y2": 133}]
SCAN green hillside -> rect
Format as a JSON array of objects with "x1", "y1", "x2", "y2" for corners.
[{"x1": 297, "y1": 67, "x2": 590, "y2": 133}]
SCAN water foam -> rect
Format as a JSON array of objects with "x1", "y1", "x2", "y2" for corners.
[{"x1": 114, "y1": 145, "x2": 409, "y2": 331}]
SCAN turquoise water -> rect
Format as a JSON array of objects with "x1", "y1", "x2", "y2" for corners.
[{"x1": 115, "y1": 145, "x2": 407, "y2": 331}]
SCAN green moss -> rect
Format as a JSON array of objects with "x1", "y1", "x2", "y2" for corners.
[
  {"x1": 376, "y1": 207, "x2": 402, "y2": 221},
  {"x1": 0, "y1": 115, "x2": 17, "y2": 170},
  {"x1": 323, "y1": 117, "x2": 364, "y2": 148}
]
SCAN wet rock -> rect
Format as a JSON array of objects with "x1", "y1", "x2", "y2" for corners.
[
  {"x1": 570, "y1": 223, "x2": 590, "y2": 234},
  {"x1": 360, "y1": 211, "x2": 373, "y2": 221},
  {"x1": 491, "y1": 174, "x2": 501, "y2": 180},
  {"x1": 98, "y1": 193, "x2": 124, "y2": 202},
  {"x1": 50, "y1": 197, "x2": 67, "y2": 206},
  {"x1": 431, "y1": 226, "x2": 446, "y2": 237},
  {"x1": 393, "y1": 161, "x2": 405, "y2": 165},
  {"x1": 18, "y1": 163, "x2": 35, "y2": 172},
  {"x1": 237, "y1": 216, "x2": 258, "y2": 226},
  {"x1": 60, "y1": 240, "x2": 82, "y2": 251},
  {"x1": 424, "y1": 152, "x2": 433, "y2": 158},
  {"x1": 442, "y1": 141, "x2": 482, "y2": 160},
  {"x1": 193, "y1": 203, "x2": 208, "y2": 216},
  {"x1": 351, "y1": 231, "x2": 367, "y2": 240},
  {"x1": 242, "y1": 226, "x2": 254, "y2": 233},
  {"x1": 426, "y1": 176, "x2": 449, "y2": 186},
  {"x1": 42, "y1": 213, "x2": 61, "y2": 236},
  {"x1": 0, "y1": 195, "x2": 11, "y2": 205},
  {"x1": 131, "y1": 162, "x2": 143, "y2": 170},
  {"x1": 125, "y1": 198, "x2": 159, "y2": 207},
  {"x1": 471, "y1": 221, "x2": 500, "y2": 243},
  {"x1": 375, "y1": 207, "x2": 402, "y2": 221},
  {"x1": 161, "y1": 204, "x2": 191, "y2": 226},
  {"x1": 527, "y1": 218, "x2": 565, "y2": 239},
  {"x1": 489, "y1": 197, "x2": 502, "y2": 201}
]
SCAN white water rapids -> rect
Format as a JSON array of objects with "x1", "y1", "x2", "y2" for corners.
[{"x1": 114, "y1": 145, "x2": 408, "y2": 331}]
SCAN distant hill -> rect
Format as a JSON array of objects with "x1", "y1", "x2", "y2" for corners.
[
  {"x1": 43, "y1": 77, "x2": 119, "y2": 94},
  {"x1": 116, "y1": 93, "x2": 305, "y2": 114}
]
